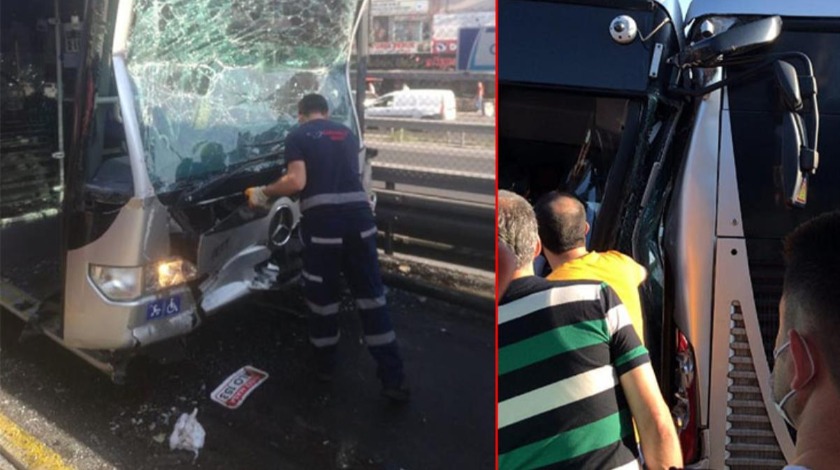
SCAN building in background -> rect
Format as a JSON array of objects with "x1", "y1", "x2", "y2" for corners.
[{"x1": 369, "y1": 0, "x2": 494, "y2": 71}]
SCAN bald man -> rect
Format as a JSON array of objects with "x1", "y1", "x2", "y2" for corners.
[{"x1": 534, "y1": 191, "x2": 648, "y2": 345}]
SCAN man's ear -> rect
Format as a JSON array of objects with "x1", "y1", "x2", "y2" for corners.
[
  {"x1": 532, "y1": 238, "x2": 542, "y2": 260},
  {"x1": 584, "y1": 222, "x2": 591, "y2": 236},
  {"x1": 789, "y1": 329, "x2": 817, "y2": 390}
]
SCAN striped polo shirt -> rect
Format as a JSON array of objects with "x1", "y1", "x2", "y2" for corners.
[{"x1": 498, "y1": 276, "x2": 649, "y2": 470}]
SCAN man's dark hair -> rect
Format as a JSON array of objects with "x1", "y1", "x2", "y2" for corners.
[
  {"x1": 298, "y1": 94, "x2": 329, "y2": 116},
  {"x1": 783, "y1": 211, "x2": 840, "y2": 390},
  {"x1": 534, "y1": 191, "x2": 587, "y2": 254},
  {"x1": 498, "y1": 190, "x2": 540, "y2": 270}
]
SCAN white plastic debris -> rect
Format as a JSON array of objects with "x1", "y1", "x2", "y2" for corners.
[{"x1": 168, "y1": 408, "x2": 206, "y2": 459}]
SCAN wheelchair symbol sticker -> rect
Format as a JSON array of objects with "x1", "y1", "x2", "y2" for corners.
[{"x1": 146, "y1": 295, "x2": 182, "y2": 321}]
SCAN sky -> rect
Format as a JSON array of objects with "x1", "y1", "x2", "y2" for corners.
[{"x1": 678, "y1": 0, "x2": 692, "y2": 17}]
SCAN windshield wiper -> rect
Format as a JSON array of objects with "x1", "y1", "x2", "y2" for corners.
[{"x1": 175, "y1": 149, "x2": 284, "y2": 206}]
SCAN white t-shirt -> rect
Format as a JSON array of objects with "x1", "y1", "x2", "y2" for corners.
[{"x1": 783, "y1": 466, "x2": 811, "y2": 470}]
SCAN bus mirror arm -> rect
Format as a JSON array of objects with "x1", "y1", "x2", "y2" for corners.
[
  {"x1": 667, "y1": 52, "x2": 821, "y2": 205},
  {"x1": 670, "y1": 16, "x2": 782, "y2": 69},
  {"x1": 774, "y1": 59, "x2": 820, "y2": 176}
]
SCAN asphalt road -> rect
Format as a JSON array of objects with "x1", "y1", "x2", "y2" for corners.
[{"x1": 0, "y1": 284, "x2": 494, "y2": 469}]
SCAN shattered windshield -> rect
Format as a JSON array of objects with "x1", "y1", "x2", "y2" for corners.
[{"x1": 126, "y1": 0, "x2": 360, "y2": 194}]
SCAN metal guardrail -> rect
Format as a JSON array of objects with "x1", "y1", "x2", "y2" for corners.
[
  {"x1": 365, "y1": 116, "x2": 494, "y2": 269},
  {"x1": 366, "y1": 117, "x2": 494, "y2": 135},
  {"x1": 372, "y1": 162, "x2": 494, "y2": 195},
  {"x1": 374, "y1": 189, "x2": 493, "y2": 255}
]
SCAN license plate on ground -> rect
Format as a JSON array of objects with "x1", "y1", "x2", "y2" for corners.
[{"x1": 146, "y1": 295, "x2": 181, "y2": 321}]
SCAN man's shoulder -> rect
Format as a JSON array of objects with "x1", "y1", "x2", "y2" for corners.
[
  {"x1": 501, "y1": 276, "x2": 604, "y2": 303},
  {"x1": 285, "y1": 124, "x2": 307, "y2": 142},
  {"x1": 311, "y1": 119, "x2": 352, "y2": 132},
  {"x1": 550, "y1": 251, "x2": 645, "y2": 285},
  {"x1": 499, "y1": 277, "x2": 609, "y2": 322},
  {"x1": 289, "y1": 119, "x2": 344, "y2": 133},
  {"x1": 599, "y1": 250, "x2": 642, "y2": 266}
]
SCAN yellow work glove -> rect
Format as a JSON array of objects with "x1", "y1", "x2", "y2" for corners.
[{"x1": 245, "y1": 186, "x2": 270, "y2": 209}]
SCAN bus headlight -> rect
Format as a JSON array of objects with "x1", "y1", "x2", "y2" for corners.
[
  {"x1": 89, "y1": 265, "x2": 144, "y2": 301},
  {"x1": 147, "y1": 258, "x2": 198, "y2": 291},
  {"x1": 90, "y1": 258, "x2": 198, "y2": 301}
]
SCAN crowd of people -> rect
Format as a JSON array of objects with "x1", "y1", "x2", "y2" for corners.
[{"x1": 497, "y1": 189, "x2": 840, "y2": 470}]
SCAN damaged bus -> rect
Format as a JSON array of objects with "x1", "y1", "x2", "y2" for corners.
[
  {"x1": 500, "y1": 0, "x2": 838, "y2": 467},
  {"x1": 0, "y1": 0, "x2": 372, "y2": 381}
]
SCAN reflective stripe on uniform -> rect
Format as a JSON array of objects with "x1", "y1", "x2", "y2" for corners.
[
  {"x1": 360, "y1": 226, "x2": 377, "y2": 239},
  {"x1": 307, "y1": 301, "x2": 340, "y2": 316},
  {"x1": 300, "y1": 191, "x2": 369, "y2": 212},
  {"x1": 310, "y1": 333, "x2": 340, "y2": 347},
  {"x1": 302, "y1": 270, "x2": 323, "y2": 283},
  {"x1": 311, "y1": 236, "x2": 343, "y2": 245},
  {"x1": 365, "y1": 331, "x2": 396, "y2": 346},
  {"x1": 356, "y1": 296, "x2": 386, "y2": 310}
]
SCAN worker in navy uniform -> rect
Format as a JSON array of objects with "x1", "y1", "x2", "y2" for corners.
[{"x1": 245, "y1": 94, "x2": 409, "y2": 402}]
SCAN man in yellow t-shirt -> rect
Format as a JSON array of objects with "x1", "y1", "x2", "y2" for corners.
[{"x1": 534, "y1": 191, "x2": 648, "y2": 345}]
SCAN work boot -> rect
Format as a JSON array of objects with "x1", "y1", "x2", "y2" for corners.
[{"x1": 381, "y1": 380, "x2": 411, "y2": 404}]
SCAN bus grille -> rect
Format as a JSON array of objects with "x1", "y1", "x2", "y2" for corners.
[{"x1": 725, "y1": 303, "x2": 786, "y2": 469}]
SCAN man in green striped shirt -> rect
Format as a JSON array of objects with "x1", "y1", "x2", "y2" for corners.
[{"x1": 497, "y1": 190, "x2": 681, "y2": 470}]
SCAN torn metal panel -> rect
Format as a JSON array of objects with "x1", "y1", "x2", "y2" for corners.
[{"x1": 199, "y1": 244, "x2": 271, "y2": 314}]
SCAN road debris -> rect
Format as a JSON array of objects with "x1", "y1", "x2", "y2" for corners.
[
  {"x1": 210, "y1": 366, "x2": 269, "y2": 410},
  {"x1": 168, "y1": 408, "x2": 205, "y2": 459}
]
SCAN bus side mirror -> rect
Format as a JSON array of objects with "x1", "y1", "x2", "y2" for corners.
[
  {"x1": 673, "y1": 16, "x2": 782, "y2": 68},
  {"x1": 774, "y1": 61, "x2": 803, "y2": 112},
  {"x1": 778, "y1": 112, "x2": 809, "y2": 207}
]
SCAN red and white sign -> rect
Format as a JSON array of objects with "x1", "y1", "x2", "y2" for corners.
[
  {"x1": 210, "y1": 366, "x2": 269, "y2": 410},
  {"x1": 371, "y1": 41, "x2": 424, "y2": 54},
  {"x1": 424, "y1": 55, "x2": 457, "y2": 70},
  {"x1": 432, "y1": 39, "x2": 458, "y2": 54}
]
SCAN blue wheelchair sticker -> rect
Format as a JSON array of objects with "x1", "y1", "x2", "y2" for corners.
[{"x1": 146, "y1": 295, "x2": 181, "y2": 321}]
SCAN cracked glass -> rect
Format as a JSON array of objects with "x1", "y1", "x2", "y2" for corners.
[{"x1": 126, "y1": 0, "x2": 360, "y2": 193}]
